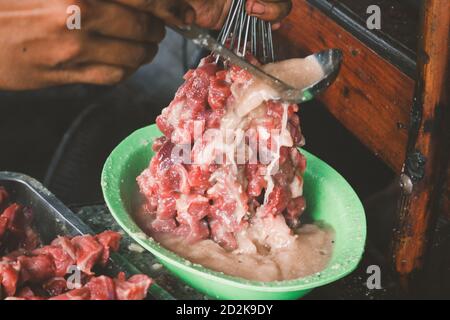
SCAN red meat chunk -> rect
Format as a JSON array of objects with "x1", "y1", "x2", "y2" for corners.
[
  {"x1": 0, "y1": 203, "x2": 39, "y2": 253},
  {"x1": 86, "y1": 276, "x2": 116, "y2": 300},
  {"x1": 49, "y1": 287, "x2": 91, "y2": 300},
  {"x1": 71, "y1": 235, "x2": 104, "y2": 275},
  {"x1": 138, "y1": 56, "x2": 309, "y2": 252},
  {"x1": 0, "y1": 258, "x2": 21, "y2": 297},
  {"x1": 18, "y1": 254, "x2": 55, "y2": 283},
  {"x1": 51, "y1": 236, "x2": 77, "y2": 261},
  {"x1": 96, "y1": 231, "x2": 122, "y2": 266},
  {"x1": 114, "y1": 272, "x2": 152, "y2": 301},
  {"x1": 0, "y1": 206, "x2": 151, "y2": 301},
  {"x1": 42, "y1": 277, "x2": 68, "y2": 296},
  {"x1": 286, "y1": 197, "x2": 306, "y2": 228},
  {"x1": 208, "y1": 73, "x2": 231, "y2": 110},
  {"x1": 264, "y1": 186, "x2": 290, "y2": 217},
  {"x1": 152, "y1": 217, "x2": 177, "y2": 233},
  {"x1": 33, "y1": 245, "x2": 75, "y2": 277}
]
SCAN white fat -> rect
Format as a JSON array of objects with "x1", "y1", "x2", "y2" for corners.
[
  {"x1": 128, "y1": 243, "x2": 145, "y2": 253},
  {"x1": 262, "y1": 57, "x2": 324, "y2": 90},
  {"x1": 164, "y1": 101, "x2": 185, "y2": 128},
  {"x1": 280, "y1": 103, "x2": 294, "y2": 147},
  {"x1": 257, "y1": 126, "x2": 270, "y2": 140},
  {"x1": 248, "y1": 215, "x2": 296, "y2": 249},
  {"x1": 203, "y1": 59, "x2": 318, "y2": 248},
  {"x1": 263, "y1": 103, "x2": 291, "y2": 205},
  {"x1": 175, "y1": 194, "x2": 189, "y2": 214},
  {"x1": 290, "y1": 175, "x2": 304, "y2": 198},
  {"x1": 230, "y1": 57, "x2": 324, "y2": 119},
  {"x1": 234, "y1": 85, "x2": 278, "y2": 117},
  {"x1": 234, "y1": 230, "x2": 257, "y2": 254},
  {"x1": 208, "y1": 168, "x2": 247, "y2": 224}
]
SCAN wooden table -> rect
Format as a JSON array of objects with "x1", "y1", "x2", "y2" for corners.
[{"x1": 275, "y1": 0, "x2": 449, "y2": 293}]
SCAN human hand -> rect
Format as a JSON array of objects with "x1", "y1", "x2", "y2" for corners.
[
  {"x1": 118, "y1": 0, "x2": 293, "y2": 30},
  {"x1": 0, "y1": 0, "x2": 165, "y2": 90},
  {"x1": 180, "y1": 0, "x2": 292, "y2": 29}
]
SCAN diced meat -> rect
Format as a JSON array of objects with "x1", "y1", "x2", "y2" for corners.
[
  {"x1": 33, "y1": 245, "x2": 75, "y2": 277},
  {"x1": 209, "y1": 218, "x2": 237, "y2": 250},
  {"x1": 18, "y1": 254, "x2": 55, "y2": 283},
  {"x1": 286, "y1": 196, "x2": 306, "y2": 228},
  {"x1": 0, "y1": 203, "x2": 39, "y2": 254},
  {"x1": 0, "y1": 198, "x2": 152, "y2": 301},
  {"x1": 246, "y1": 164, "x2": 267, "y2": 198},
  {"x1": 137, "y1": 56, "x2": 309, "y2": 253},
  {"x1": 152, "y1": 136, "x2": 167, "y2": 152},
  {"x1": 263, "y1": 186, "x2": 290, "y2": 217},
  {"x1": 114, "y1": 273, "x2": 152, "y2": 301},
  {"x1": 0, "y1": 204, "x2": 22, "y2": 252},
  {"x1": 152, "y1": 218, "x2": 177, "y2": 233},
  {"x1": 49, "y1": 287, "x2": 91, "y2": 300},
  {"x1": 43, "y1": 277, "x2": 68, "y2": 296},
  {"x1": 187, "y1": 165, "x2": 211, "y2": 191},
  {"x1": 71, "y1": 235, "x2": 104, "y2": 275},
  {"x1": 51, "y1": 236, "x2": 77, "y2": 261},
  {"x1": 156, "y1": 195, "x2": 177, "y2": 220},
  {"x1": 86, "y1": 276, "x2": 116, "y2": 300},
  {"x1": 44, "y1": 273, "x2": 153, "y2": 301},
  {"x1": 208, "y1": 74, "x2": 231, "y2": 110},
  {"x1": 0, "y1": 258, "x2": 21, "y2": 297},
  {"x1": 95, "y1": 231, "x2": 122, "y2": 266}
]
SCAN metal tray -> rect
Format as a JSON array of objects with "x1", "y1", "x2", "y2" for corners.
[{"x1": 0, "y1": 171, "x2": 174, "y2": 300}]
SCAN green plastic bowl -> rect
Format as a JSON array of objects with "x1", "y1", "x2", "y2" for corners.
[{"x1": 102, "y1": 124, "x2": 366, "y2": 300}]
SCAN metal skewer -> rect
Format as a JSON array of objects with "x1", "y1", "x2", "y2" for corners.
[
  {"x1": 171, "y1": 23, "x2": 343, "y2": 104},
  {"x1": 170, "y1": 0, "x2": 343, "y2": 104},
  {"x1": 216, "y1": 0, "x2": 275, "y2": 63}
]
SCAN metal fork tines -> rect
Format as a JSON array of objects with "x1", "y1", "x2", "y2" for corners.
[{"x1": 217, "y1": 0, "x2": 274, "y2": 64}]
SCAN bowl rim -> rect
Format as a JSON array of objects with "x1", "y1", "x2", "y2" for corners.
[{"x1": 102, "y1": 125, "x2": 366, "y2": 293}]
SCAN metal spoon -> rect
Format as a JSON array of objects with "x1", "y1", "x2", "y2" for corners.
[{"x1": 171, "y1": 24, "x2": 343, "y2": 103}]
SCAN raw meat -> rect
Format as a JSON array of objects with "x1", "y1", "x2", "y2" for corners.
[
  {"x1": 0, "y1": 230, "x2": 123, "y2": 298},
  {"x1": 0, "y1": 203, "x2": 40, "y2": 254},
  {"x1": 0, "y1": 188, "x2": 152, "y2": 300},
  {"x1": 138, "y1": 56, "x2": 310, "y2": 252},
  {"x1": 10, "y1": 273, "x2": 152, "y2": 301},
  {"x1": 114, "y1": 272, "x2": 153, "y2": 301}
]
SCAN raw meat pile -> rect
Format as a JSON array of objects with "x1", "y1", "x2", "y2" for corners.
[
  {"x1": 138, "y1": 56, "x2": 308, "y2": 251},
  {"x1": 0, "y1": 187, "x2": 152, "y2": 300}
]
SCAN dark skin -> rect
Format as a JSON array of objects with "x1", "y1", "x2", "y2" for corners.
[{"x1": 0, "y1": 0, "x2": 292, "y2": 90}]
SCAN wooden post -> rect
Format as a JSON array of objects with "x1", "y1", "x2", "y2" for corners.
[{"x1": 391, "y1": 0, "x2": 449, "y2": 291}]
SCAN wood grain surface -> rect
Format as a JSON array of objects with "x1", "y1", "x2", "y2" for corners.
[{"x1": 275, "y1": 0, "x2": 416, "y2": 172}]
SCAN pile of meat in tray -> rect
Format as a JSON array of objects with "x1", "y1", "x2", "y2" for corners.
[
  {"x1": 0, "y1": 187, "x2": 152, "y2": 300},
  {"x1": 138, "y1": 56, "x2": 307, "y2": 250}
]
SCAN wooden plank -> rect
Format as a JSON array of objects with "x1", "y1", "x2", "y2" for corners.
[
  {"x1": 391, "y1": 0, "x2": 449, "y2": 288},
  {"x1": 275, "y1": 0, "x2": 415, "y2": 171}
]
